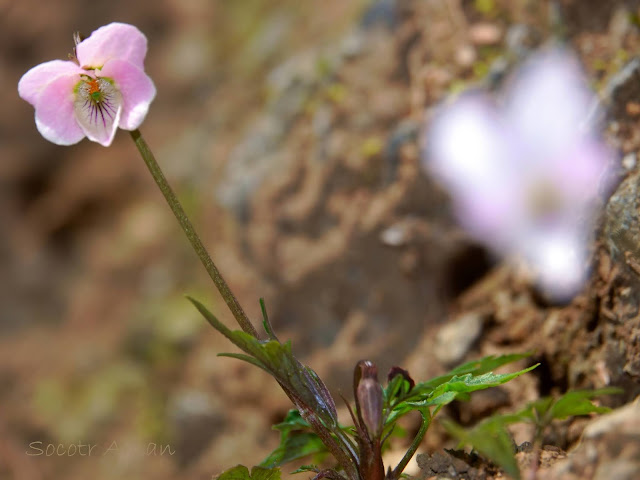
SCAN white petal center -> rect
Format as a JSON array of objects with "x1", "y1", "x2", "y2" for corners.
[{"x1": 74, "y1": 77, "x2": 122, "y2": 146}]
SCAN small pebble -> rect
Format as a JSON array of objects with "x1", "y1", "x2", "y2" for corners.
[
  {"x1": 434, "y1": 313, "x2": 483, "y2": 365},
  {"x1": 469, "y1": 22, "x2": 502, "y2": 46},
  {"x1": 625, "y1": 101, "x2": 640, "y2": 116},
  {"x1": 455, "y1": 44, "x2": 477, "y2": 68},
  {"x1": 380, "y1": 225, "x2": 407, "y2": 247},
  {"x1": 622, "y1": 152, "x2": 636, "y2": 171}
]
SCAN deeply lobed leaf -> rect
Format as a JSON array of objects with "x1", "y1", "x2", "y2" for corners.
[{"x1": 400, "y1": 365, "x2": 538, "y2": 412}]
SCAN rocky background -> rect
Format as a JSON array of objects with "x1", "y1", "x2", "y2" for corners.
[{"x1": 1, "y1": 1, "x2": 639, "y2": 479}]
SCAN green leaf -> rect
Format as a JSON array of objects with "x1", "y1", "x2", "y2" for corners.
[
  {"x1": 261, "y1": 433, "x2": 327, "y2": 468},
  {"x1": 549, "y1": 387, "x2": 622, "y2": 420},
  {"x1": 190, "y1": 298, "x2": 362, "y2": 480},
  {"x1": 409, "y1": 365, "x2": 539, "y2": 409},
  {"x1": 419, "y1": 391, "x2": 459, "y2": 407},
  {"x1": 260, "y1": 298, "x2": 279, "y2": 342},
  {"x1": 217, "y1": 465, "x2": 251, "y2": 480},
  {"x1": 442, "y1": 418, "x2": 521, "y2": 480},
  {"x1": 527, "y1": 396, "x2": 554, "y2": 421},
  {"x1": 188, "y1": 297, "x2": 338, "y2": 426},
  {"x1": 273, "y1": 410, "x2": 313, "y2": 433},
  {"x1": 251, "y1": 466, "x2": 283, "y2": 480},
  {"x1": 385, "y1": 370, "x2": 414, "y2": 405},
  {"x1": 416, "y1": 353, "x2": 533, "y2": 394},
  {"x1": 439, "y1": 387, "x2": 623, "y2": 480},
  {"x1": 290, "y1": 465, "x2": 319, "y2": 474},
  {"x1": 383, "y1": 357, "x2": 537, "y2": 430},
  {"x1": 510, "y1": 388, "x2": 623, "y2": 427},
  {"x1": 218, "y1": 353, "x2": 267, "y2": 370},
  {"x1": 261, "y1": 410, "x2": 328, "y2": 468},
  {"x1": 217, "y1": 465, "x2": 281, "y2": 480}
]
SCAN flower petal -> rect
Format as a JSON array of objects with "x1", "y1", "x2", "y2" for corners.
[
  {"x1": 33, "y1": 74, "x2": 85, "y2": 145},
  {"x1": 427, "y1": 95, "x2": 511, "y2": 190},
  {"x1": 100, "y1": 59, "x2": 156, "y2": 130},
  {"x1": 76, "y1": 22, "x2": 148, "y2": 70},
  {"x1": 74, "y1": 78, "x2": 122, "y2": 147},
  {"x1": 522, "y1": 228, "x2": 587, "y2": 301},
  {"x1": 425, "y1": 95, "x2": 522, "y2": 243},
  {"x1": 505, "y1": 49, "x2": 593, "y2": 162},
  {"x1": 18, "y1": 60, "x2": 85, "y2": 106},
  {"x1": 548, "y1": 139, "x2": 614, "y2": 208}
]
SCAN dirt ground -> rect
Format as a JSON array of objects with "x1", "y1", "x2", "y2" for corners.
[{"x1": 1, "y1": 1, "x2": 639, "y2": 479}]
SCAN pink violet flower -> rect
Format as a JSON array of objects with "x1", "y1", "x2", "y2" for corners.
[
  {"x1": 423, "y1": 48, "x2": 615, "y2": 300},
  {"x1": 18, "y1": 22, "x2": 156, "y2": 147}
]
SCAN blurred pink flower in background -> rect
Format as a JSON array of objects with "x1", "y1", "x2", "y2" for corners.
[
  {"x1": 18, "y1": 22, "x2": 155, "y2": 147},
  {"x1": 423, "y1": 48, "x2": 614, "y2": 300}
]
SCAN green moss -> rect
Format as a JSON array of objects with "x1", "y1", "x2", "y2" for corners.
[
  {"x1": 360, "y1": 136, "x2": 383, "y2": 158},
  {"x1": 474, "y1": 0, "x2": 497, "y2": 16},
  {"x1": 325, "y1": 83, "x2": 347, "y2": 104},
  {"x1": 31, "y1": 363, "x2": 146, "y2": 443}
]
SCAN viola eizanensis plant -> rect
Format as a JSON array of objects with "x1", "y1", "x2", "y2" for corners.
[
  {"x1": 190, "y1": 297, "x2": 536, "y2": 480},
  {"x1": 19, "y1": 24, "x2": 619, "y2": 480}
]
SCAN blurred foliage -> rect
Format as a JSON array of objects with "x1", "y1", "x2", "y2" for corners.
[
  {"x1": 260, "y1": 410, "x2": 328, "y2": 469},
  {"x1": 212, "y1": 0, "x2": 367, "y2": 79},
  {"x1": 443, "y1": 387, "x2": 623, "y2": 480},
  {"x1": 217, "y1": 465, "x2": 281, "y2": 480},
  {"x1": 125, "y1": 293, "x2": 207, "y2": 367},
  {"x1": 31, "y1": 292, "x2": 209, "y2": 445},
  {"x1": 32, "y1": 363, "x2": 145, "y2": 442}
]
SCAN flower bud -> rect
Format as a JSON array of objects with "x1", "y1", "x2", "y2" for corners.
[
  {"x1": 387, "y1": 366, "x2": 415, "y2": 393},
  {"x1": 354, "y1": 360, "x2": 383, "y2": 440}
]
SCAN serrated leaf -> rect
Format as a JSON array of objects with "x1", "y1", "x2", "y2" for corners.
[
  {"x1": 419, "y1": 391, "x2": 458, "y2": 407},
  {"x1": 217, "y1": 465, "x2": 281, "y2": 480},
  {"x1": 409, "y1": 365, "x2": 538, "y2": 409},
  {"x1": 384, "y1": 357, "x2": 537, "y2": 427},
  {"x1": 442, "y1": 418, "x2": 521, "y2": 480},
  {"x1": 418, "y1": 354, "x2": 532, "y2": 392},
  {"x1": 549, "y1": 387, "x2": 622, "y2": 420}
]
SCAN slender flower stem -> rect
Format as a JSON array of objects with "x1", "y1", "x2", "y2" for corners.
[
  {"x1": 130, "y1": 129, "x2": 258, "y2": 338},
  {"x1": 390, "y1": 409, "x2": 432, "y2": 480}
]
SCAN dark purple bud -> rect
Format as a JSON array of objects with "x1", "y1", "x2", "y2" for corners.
[
  {"x1": 387, "y1": 366, "x2": 415, "y2": 391},
  {"x1": 354, "y1": 360, "x2": 383, "y2": 440}
]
